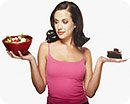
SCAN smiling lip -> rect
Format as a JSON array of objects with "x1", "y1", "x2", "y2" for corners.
[{"x1": 58, "y1": 31, "x2": 65, "y2": 35}]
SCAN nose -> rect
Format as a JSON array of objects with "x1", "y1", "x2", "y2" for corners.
[{"x1": 57, "y1": 22, "x2": 63, "y2": 29}]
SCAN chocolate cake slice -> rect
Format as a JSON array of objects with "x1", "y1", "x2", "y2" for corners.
[{"x1": 107, "y1": 48, "x2": 122, "y2": 59}]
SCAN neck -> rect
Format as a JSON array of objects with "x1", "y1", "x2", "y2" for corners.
[{"x1": 59, "y1": 36, "x2": 75, "y2": 47}]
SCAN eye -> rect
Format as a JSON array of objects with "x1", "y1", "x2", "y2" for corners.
[
  {"x1": 54, "y1": 19, "x2": 58, "y2": 24},
  {"x1": 63, "y1": 20, "x2": 68, "y2": 24}
]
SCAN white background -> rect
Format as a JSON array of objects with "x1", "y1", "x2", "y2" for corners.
[{"x1": 0, "y1": 0, "x2": 130, "y2": 104}]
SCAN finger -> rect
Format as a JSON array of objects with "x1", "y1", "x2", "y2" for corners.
[
  {"x1": 119, "y1": 59, "x2": 127, "y2": 62},
  {"x1": 108, "y1": 58, "x2": 127, "y2": 63},
  {"x1": 10, "y1": 51, "x2": 21, "y2": 59},
  {"x1": 6, "y1": 49, "x2": 13, "y2": 57},
  {"x1": 114, "y1": 59, "x2": 127, "y2": 62},
  {"x1": 18, "y1": 51, "x2": 24, "y2": 59}
]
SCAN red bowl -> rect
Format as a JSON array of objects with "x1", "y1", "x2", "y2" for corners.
[{"x1": 2, "y1": 35, "x2": 33, "y2": 56}]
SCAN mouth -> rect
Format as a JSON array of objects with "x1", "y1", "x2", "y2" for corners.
[{"x1": 58, "y1": 31, "x2": 65, "y2": 35}]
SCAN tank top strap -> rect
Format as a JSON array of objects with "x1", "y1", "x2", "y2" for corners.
[{"x1": 83, "y1": 47, "x2": 86, "y2": 58}]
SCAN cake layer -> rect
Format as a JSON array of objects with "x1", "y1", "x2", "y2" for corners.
[{"x1": 107, "y1": 48, "x2": 122, "y2": 59}]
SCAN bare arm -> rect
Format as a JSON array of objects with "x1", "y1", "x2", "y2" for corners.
[
  {"x1": 6, "y1": 42, "x2": 48, "y2": 94},
  {"x1": 84, "y1": 48, "x2": 127, "y2": 98}
]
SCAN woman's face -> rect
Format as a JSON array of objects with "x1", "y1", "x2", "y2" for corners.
[{"x1": 54, "y1": 9, "x2": 76, "y2": 40}]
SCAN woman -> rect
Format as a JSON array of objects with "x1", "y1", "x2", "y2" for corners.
[{"x1": 7, "y1": 1, "x2": 127, "y2": 104}]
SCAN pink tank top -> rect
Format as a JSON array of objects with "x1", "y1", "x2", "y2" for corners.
[{"x1": 46, "y1": 43, "x2": 88, "y2": 104}]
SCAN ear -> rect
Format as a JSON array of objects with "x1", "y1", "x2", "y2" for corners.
[{"x1": 74, "y1": 24, "x2": 76, "y2": 28}]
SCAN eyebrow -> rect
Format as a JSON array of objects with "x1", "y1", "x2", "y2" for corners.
[{"x1": 54, "y1": 18, "x2": 68, "y2": 21}]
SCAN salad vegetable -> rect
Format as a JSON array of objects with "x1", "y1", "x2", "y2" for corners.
[{"x1": 5, "y1": 33, "x2": 29, "y2": 43}]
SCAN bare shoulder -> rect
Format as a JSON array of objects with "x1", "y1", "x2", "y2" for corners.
[
  {"x1": 82, "y1": 47, "x2": 92, "y2": 62},
  {"x1": 83, "y1": 47, "x2": 91, "y2": 54},
  {"x1": 39, "y1": 42, "x2": 48, "y2": 50},
  {"x1": 38, "y1": 42, "x2": 49, "y2": 58}
]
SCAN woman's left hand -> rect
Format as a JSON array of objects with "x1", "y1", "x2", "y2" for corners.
[{"x1": 98, "y1": 56, "x2": 127, "y2": 64}]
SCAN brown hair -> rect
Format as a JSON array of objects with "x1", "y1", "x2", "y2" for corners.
[{"x1": 46, "y1": 1, "x2": 90, "y2": 47}]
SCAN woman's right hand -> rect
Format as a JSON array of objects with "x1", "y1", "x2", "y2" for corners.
[{"x1": 6, "y1": 49, "x2": 34, "y2": 61}]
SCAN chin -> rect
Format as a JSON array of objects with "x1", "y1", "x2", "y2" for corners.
[{"x1": 58, "y1": 35, "x2": 65, "y2": 39}]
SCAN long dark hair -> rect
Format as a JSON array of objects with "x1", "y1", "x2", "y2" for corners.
[{"x1": 46, "y1": 1, "x2": 90, "y2": 47}]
